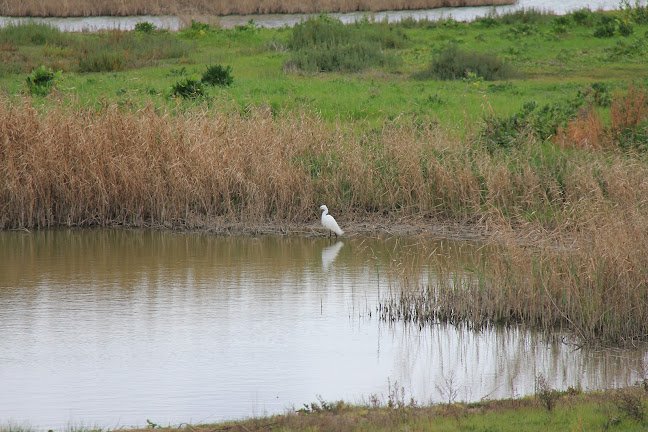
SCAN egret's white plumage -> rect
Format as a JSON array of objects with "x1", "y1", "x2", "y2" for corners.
[{"x1": 319, "y1": 205, "x2": 343, "y2": 237}]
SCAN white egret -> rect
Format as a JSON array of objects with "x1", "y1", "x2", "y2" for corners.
[{"x1": 319, "y1": 205, "x2": 343, "y2": 238}]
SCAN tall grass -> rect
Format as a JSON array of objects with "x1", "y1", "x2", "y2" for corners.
[
  {"x1": 0, "y1": 0, "x2": 516, "y2": 17},
  {"x1": 0, "y1": 23, "x2": 191, "y2": 75},
  {"x1": 413, "y1": 43, "x2": 518, "y2": 81},
  {"x1": 382, "y1": 205, "x2": 648, "y2": 346},
  {"x1": 2, "y1": 89, "x2": 648, "y2": 230},
  {"x1": 285, "y1": 15, "x2": 405, "y2": 72}
]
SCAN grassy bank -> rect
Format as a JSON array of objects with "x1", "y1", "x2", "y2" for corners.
[
  {"x1": 0, "y1": 0, "x2": 515, "y2": 18},
  {"x1": 6, "y1": 386, "x2": 648, "y2": 431}
]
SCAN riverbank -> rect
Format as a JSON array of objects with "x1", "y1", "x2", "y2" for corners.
[
  {"x1": 29, "y1": 386, "x2": 644, "y2": 432},
  {"x1": 0, "y1": 0, "x2": 515, "y2": 18}
]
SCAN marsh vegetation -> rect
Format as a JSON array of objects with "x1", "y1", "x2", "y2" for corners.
[
  {"x1": 0, "y1": 0, "x2": 515, "y2": 17},
  {"x1": 2, "y1": 5, "x2": 648, "y2": 347}
]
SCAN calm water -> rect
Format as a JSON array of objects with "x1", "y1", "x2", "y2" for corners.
[
  {"x1": 0, "y1": 0, "x2": 624, "y2": 31},
  {"x1": 1, "y1": 229, "x2": 646, "y2": 430}
]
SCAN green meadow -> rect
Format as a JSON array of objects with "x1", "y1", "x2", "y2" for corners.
[{"x1": 1, "y1": 7, "x2": 647, "y2": 128}]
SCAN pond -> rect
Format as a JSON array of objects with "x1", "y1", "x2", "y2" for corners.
[
  {"x1": 0, "y1": 0, "x2": 624, "y2": 31},
  {"x1": 1, "y1": 229, "x2": 646, "y2": 430}
]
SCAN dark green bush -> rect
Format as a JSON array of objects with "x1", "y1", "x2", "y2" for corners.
[
  {"x1": 626, "y1": 2, "x2": 648, "y2": 24},
  {"x1": 571, "y1": 8, "x2": 593, "y2": 26},
  {"x1": 618, "y1": 20, "x2": 634, "y2": 36},
  {"x1": 171, "y1": 75, "x2": 204, "y2": 99},
  {"x1": 594, "y1": 23, "x2": 616, "y2": 38},
  {"x1": 201, "y1": 64, "x2": 234, "y2": 87},
  {"x1": 134, "y1": 21, "x2": 156, "y2": 33},
  {"x1": 480, "y1": 96, "x2": 584, "y2": 150},
  {"x1": 413, "y1": 44, "x2": 518, "y2": 81}
]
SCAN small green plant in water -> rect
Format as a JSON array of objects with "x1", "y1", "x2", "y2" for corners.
[
  {"x1": 201, "y1": 64, "x2": 234, "y2": 87},
  {"x1": 134, "y1": 21, "x2": 156, "y2": 33},
  {"x1": 171, "y1": 74, "x2": 204, "y2": 99},
  {"x1": 26, "y1": 65, "x2": 61, "y2": 96}
]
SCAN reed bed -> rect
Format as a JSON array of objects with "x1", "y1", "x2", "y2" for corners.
[
  {"x1": 380, "y1": 203, "x2": 648, "y2": 346},
  {"x1": 2, "y1": 96, "x2": 648, "y2": 230},
  {"x1": 0, "y1": 0, "x2": 515, "y2": 18}
]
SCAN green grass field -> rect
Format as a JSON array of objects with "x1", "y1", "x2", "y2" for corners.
[{"x1": 1, "y1": 7, "x2": 647, "y2": 128}]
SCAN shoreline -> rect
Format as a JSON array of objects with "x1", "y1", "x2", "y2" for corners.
[{"x1": 0, "y1": 0, "x2": 516, "y2": 18}]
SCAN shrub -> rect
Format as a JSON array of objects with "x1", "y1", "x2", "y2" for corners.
[
  {"x1": 78, "y1": 50, "x2": 125, "y2": 72},
  {"x1": 594, "y1": 23, "x2": 616, "y2": 38},
  {"x1": 180, "y1": 20, "x2": 211, "y2": 39},
  {"x1": 171, "y1": 74, "x2": 204, "y2": 99},
  {"x1": 134, "y1": 21, "x2": 156, "y2": 33},
  {"x1": 535, "y1": 374, "x2": 559, "y2": 411},
  {"x1": 618, "y1": 20, "x2": 634, "y2": 36},
  {"x1": 235, "y1": 19, "x2": 259, "y2": 32},
  {"x1": 285, "y1": 15, "x2": 405, "y2": 73},
  {"x1": 286, "y1": 41, "x2": 399, "y2": 72},
  {"x1": 613, "y1": 388, "x2": 646, "y2": 421},
  {"x1": 26, "y1": 65, "x2": 61, "y2": 96},
  {"x1": 201, "y1": 64, "x2": 234, "y2": 87},
  {"x1": 480, "y1": 96, "x2": 584, "y2": 150},
  {"x1": 572, "y1": 8, "x2": 594, "y2": 26},
  {"x1": 413, "y1": 44, "x2": 517, "y2": 81}
]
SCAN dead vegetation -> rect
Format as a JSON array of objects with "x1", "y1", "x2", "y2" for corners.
[{"x1": 0, "y1": 0, "x2": 515, "y2": 18}]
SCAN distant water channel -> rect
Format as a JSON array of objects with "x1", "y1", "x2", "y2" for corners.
[
  {"x1": 0, "y1": 0, "x2": 624, "y2": 31},
  {"x1": 1, "y1": 229, "x2": 646, "y2": 430}
]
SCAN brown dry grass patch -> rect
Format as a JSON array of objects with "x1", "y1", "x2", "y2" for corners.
[{"x1": 0, "y1": 0, "x2": 515, "y2": 18}]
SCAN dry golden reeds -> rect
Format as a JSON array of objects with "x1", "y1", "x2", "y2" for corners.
[
  {"x1": 0, "y1": 0, "x2": 515, "y2": 17},
  {"x1": 2, "y1": 94, "x2": 648, "y2": 232},
  {"x1": 382, "y1": 197, "x2": 648, "y2": 345}
]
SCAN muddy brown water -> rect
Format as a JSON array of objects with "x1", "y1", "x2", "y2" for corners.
[
  {"x1": 0, "y1": 0, "x2": 623, "y2": 31},
  {"x1": 1, "y1": 229, "x2": 646, "y2": 430}
]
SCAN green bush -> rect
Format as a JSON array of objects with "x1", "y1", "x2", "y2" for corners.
[
  {"x1": 571, "y1": 8, "x2": 593, "y2": 26},
  {"x1": 413, "y1": 44, "x2": 518, "y2": 81},
  {"x1": 617, "y1": 20, "x2": 634, "y2": 36},
  {"x1": 285, "y1": 15, "x2": 405, "y2": 73},
  {"x1": 594, "y1": 23, "x2": 616, "y2": 38},
  {"x1": 201, "y1": 64, "x2": 234, "y2": 87},
  {"x1": 480, "y1": 96, "x2": 584, "y2": 150},
  {"x1": 134, "y1": 21, "x2": 156, "y2": 33},
  {"x1": 26, "y1": 65, "x2": 61, "y2": 96},
  {"x1": 171, "y1": 75, "x2": 204, "y2": 99}
]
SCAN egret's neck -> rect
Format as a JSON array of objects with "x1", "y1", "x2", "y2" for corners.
[{"x1": 321, "y1": 208, "x2": 328, "y2": 217}]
